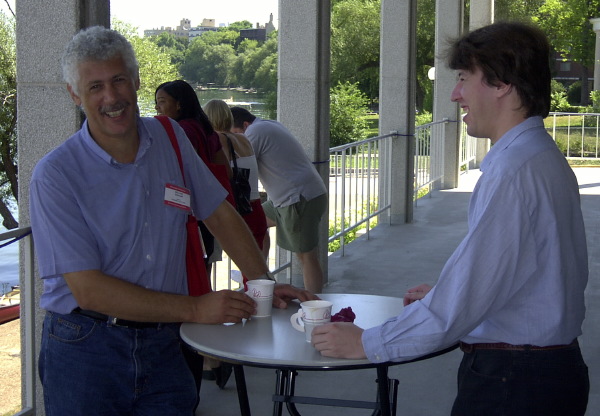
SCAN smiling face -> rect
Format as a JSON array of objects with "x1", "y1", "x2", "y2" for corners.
[
  {"x1": 155, "y1": 89, "x2": 181, "y2": 119},
  {"x1": 67, "y1": 55, "x2": 140, "y2": 147},
  {"x1": 450, "y1": 67, "x2": 503, "y2": 143}
]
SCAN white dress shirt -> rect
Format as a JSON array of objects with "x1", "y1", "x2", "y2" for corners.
[{"x1": 363, "y1": 117, "x2": 588, "y2": 363}]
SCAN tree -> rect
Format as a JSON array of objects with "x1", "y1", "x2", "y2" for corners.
[
  {"x1": 330, "y1": 0, "x2": 380, "y2": 101},
  {"x1": 330, "y1": 82, "x2": 369, "y2": 147},
  {"x1": 533, "y1": 0, "x2": 600, "y2": 104},
  {"x1": 112, "y1": 20, "x2": 178, "y2": 114},
  {"x1": 0, "y1": 10, "x2": 17, "y2": 229},
  {"x1": 149, "y1": 32, "x2": 188, "y2": 69}
]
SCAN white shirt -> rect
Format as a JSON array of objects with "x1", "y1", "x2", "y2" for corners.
[{"x1": 363, "y1": 117, "x2": 588, "y2": 362}]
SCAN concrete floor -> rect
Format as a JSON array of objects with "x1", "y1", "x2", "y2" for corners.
[{"x1": 195, "y1": 167, "x2": 600, "y2": 416}]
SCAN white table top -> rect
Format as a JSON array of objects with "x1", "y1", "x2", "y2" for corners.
[{"x1": 180, "y1": 293, "x2": 404, "y2": 369}]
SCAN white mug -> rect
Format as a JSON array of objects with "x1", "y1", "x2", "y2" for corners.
[{"x1": 290, "y1": 300, "x2": 332, "y2": 342}]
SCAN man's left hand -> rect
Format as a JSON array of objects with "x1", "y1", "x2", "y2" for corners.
[
  {"x1": 272, "y1": 283, "x2": 318, "y2": 309},
  {"x1": 311, "y1": 322, "x2": 366, "y2": 359}
]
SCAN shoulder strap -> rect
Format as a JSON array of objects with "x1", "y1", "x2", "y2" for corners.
[
  {"x1": 155, "y1": 116, "x2": 186, "y2": 186},
  {"x1": 224, "y1": 133, "x2": 239, "y2": 172}
]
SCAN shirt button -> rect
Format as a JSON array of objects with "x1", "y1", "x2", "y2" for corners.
[{"x1": 146, "y1": 254, "x2": 152, "y2": 261}]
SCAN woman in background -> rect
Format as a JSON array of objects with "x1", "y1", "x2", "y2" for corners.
[
  {"x1": 203, "y1": 99, "x2": 268, "y2": 263},
  {"x1": 155, "y1": 81, "x2": 233, "y2": 391}
]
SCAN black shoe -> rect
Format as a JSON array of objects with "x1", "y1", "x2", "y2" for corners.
[{"x1": 214, "y1": 363, "x2": 233, "y2": 389}]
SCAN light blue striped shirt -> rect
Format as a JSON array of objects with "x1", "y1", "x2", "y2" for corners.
[
  {"x1": 363, "y1": 117, "x2": 588, "y2": 362},
  {"x1": 30, "y1": 117, "x2": 227, "y2": 314}
]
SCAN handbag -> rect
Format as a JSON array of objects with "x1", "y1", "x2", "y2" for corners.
[
  {"x1": 225, "y1": 134, "x2": 253, "y2": 215},
  {"x1": 155, "y1": 116, "x2": 211, "y2": 296}
]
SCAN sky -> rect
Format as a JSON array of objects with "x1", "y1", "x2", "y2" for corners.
[{"x1": 1, "y1": 0, "x2": 278, "y2": 35}]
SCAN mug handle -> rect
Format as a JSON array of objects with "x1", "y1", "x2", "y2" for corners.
[{"x1": 290, "y1": 310, "x2": 305, "y2": 332}]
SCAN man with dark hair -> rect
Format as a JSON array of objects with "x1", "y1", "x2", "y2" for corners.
[
  {"x1": 312, "y1": 22, "x2": 589, "y2": 415},
  {"x1": 231, "y1": 107, "x2": 328, "y2": 294}
]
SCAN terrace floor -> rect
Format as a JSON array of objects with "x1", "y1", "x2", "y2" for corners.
[{"x1": 195, "y1": 167, "x2": 600, "y2": 416}]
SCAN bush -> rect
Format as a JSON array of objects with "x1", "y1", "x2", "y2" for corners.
[
  {"x1": 550, "y1": 80, "x2": 571, "y2": 112},
  {"x1": 330, "y1": 81, "x2": 369, "y2": 147},
  {"x1": 567, "y1": 82, "x2": 582, "y2": 105},
  {"x1": 591, "y1": 90, "x2": 600, "y2": 112}
]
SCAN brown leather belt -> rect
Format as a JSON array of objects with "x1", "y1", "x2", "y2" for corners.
[
  {"x1": 72, "y1": 307, "x2": 164, "y2": 329},
  {"x1": 459, "y1": 339, "x2": 578, "y2": 353}
]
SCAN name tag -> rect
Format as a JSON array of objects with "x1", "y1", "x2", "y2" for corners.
[{"x1": 164, "y1": 183, "x2": 191, "y2": 211}]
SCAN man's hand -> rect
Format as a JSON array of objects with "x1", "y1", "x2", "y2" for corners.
[
  {"x1": 311, "y1": 322, "x2": 366, "y2": 359},
  {"x1": 403, "y1": 283, "x2": 432, "y2": 306},
  {"x1": 272, "y1": 283, "x2": 319, "y2": 309},
  {"x1": 193, "y1": 290, "x2": 256, "y2": 324}
]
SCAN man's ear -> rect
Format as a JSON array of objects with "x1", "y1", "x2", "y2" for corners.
[
  {"x1": 496, "y1": 81, "x2": 513, "y2": 98},
  {"x1": 66, "y1": 84, "x2": 82, "y2": 107},
  {"x1": 243, "y1": 121, "x2": 251, "y2": 131}
]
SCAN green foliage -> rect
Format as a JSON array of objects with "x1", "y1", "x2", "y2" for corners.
[
  {"x1": 0, "y1": 10, "x2": 17, "y2": 228},
  {"x1": 330, "y1": 82, "x2": 370, "y2": 147},
  {"x1": 550, "y1": 80, "x2": 571, "y2": 112},
  {"x1": 591, "y1": 91, "x2": 600, "y2": 112},
  {"x1": 112, "y1": 20, "x2": 178, "y2": 110},
  {"x1": 330, "y1": 0, "x2": 380, "y2": 100},
  {"x1": 415, "y1": 111, "x2": 433, "y2": 126},
  {"x1": 328, "y1": 199, "x2": 379, "y2": 252},
  {"x1": 567, "y1": 82, "x2": 582, "y2": 105},
  {"x1": 149, "y1": 32, "x2": 188, "y2": 68}
]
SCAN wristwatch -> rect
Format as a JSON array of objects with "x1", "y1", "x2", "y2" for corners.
[{"x1": 258, "y1": 271, "x2": 276, "y2": 282}]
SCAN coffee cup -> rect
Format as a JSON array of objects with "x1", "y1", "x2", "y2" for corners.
[
  {"x1": 245, "y1": 279, "x2": 276, "y2": 317},
  {"x1": 290, "y1": 300, "x2": 332, "y2": 342}
]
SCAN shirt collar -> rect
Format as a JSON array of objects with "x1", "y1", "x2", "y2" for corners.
[
  {"x1": 480, "y1": 116, "x2": 544, "y2": 172},
  {"x1": 81, "y1": 116, "x2": 152, "y2": 166}
]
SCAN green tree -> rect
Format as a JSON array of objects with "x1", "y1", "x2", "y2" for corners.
[
  {"x1": 149, "y1": 32, "x2": 188, "y2": 69},
  {"x1": 330, "y1": 81, "x2": 370, "y2": 147},
  {"x1": 112, "y1": 20, "x2": 178, "y2": 113},
  {"x1": 0, "y1": 10, "x2": 17, "y2": 228},
  {"x1": 330, "y1": 0, "x2": 380, "y2": 101},
  {"x1": 533, "y1": 0, "x2": 600, "y2": 104}
]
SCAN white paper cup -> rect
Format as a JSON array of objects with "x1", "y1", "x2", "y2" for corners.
[
  {"x1": 290, "y1": 300, "x2": 333, "y2": 342},
  {"x1": 245, "y1": 279, "x2": 276, "y2": 317},
  {"x1": 290, "y1": 313, "x2": 330, "y2": 342}
]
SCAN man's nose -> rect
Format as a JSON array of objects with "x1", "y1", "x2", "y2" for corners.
[{"x1": 450, "y1": 84, "x2": 461, "y2": 102}]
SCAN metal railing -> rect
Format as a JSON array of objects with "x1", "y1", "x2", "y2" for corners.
[
  {"x1": 328, "y1": 134, "x2": 393, "y2": 256},
  {"x1": 548, "y1": 112, "x2": 600, "y2": 159},
  {"x1": 1, "y1": 227, "x2": 35, "y2": 416}
]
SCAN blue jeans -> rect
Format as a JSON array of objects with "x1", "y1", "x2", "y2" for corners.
[
  {"x1": 451, "y1": 342, "x2": 589, "y2": 416},
  {"x1": 39, "y1": 312, "x2": 197, "y2": 416}
]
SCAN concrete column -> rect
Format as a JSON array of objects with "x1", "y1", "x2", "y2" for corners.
[
  {"x1": 469, "y1": 0, "x2": 493, "y2": 167},
  {"x1": 591, "y1": 18, "x2": 600, "y2": 92},
  {"x1": 278, "y1": 0, "x2": 330, "y2": 286},
  {"x1": 17, "y1": 0, "x2": 109, "y2": 412},
  {"x1": 379, "y1": 0, "x2": 417, "y2": 224},
  {"x1": 432, "y1": 0, "x2": 463, "y2": 189}
]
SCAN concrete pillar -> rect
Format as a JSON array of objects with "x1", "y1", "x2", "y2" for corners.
[
  {"x1": 16, "y1": 0, "x2": 109, "y2": 412},
  {"x1": 379, "y1": 0, "x2": 417, "y2": 224},
  {"x1": 591, "y1": 18, "x2": 600, "y2": 92},
  {"x1": 432, "y1": 0, "x2": 463, "y2": 189},
  {"x1": 278, "y1": 0, "x2": 330, "y2": 286},
  {"x1": 470, "y1": 0, "x2": 493, "y2": 167}
]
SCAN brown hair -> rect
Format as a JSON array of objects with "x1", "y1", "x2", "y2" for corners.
[{"x1": 447, "y1": 21, "x2": 551, "y2": 118}]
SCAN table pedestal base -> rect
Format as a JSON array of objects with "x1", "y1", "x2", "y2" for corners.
[{"x1": 271, "y1": 365, "x2": 399, "y2": 416}]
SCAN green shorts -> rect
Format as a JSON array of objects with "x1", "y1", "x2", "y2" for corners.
[{"x1": 262, "y1": 193, "x2": 327, "y2": 253}]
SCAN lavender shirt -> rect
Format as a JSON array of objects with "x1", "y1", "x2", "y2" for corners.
[
  {"x1": 30, "y1": 117, "x2": 227, "y2": 314},
  {"x1": 363, "y1": 117, "x2": 588, "y2": 362}
]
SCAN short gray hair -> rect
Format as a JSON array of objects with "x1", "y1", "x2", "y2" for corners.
[{"x1": 61, "y1": 26, "x2": 139, "y2": 95}]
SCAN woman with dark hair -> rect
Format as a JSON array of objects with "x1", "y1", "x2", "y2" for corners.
[{"x1": 155, "y1": 80, "x2": 233, "y2": 390}]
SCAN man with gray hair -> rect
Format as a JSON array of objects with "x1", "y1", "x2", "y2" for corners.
[{"x1": 30, "y1": 26, "x2": 314, "y2": 415}]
